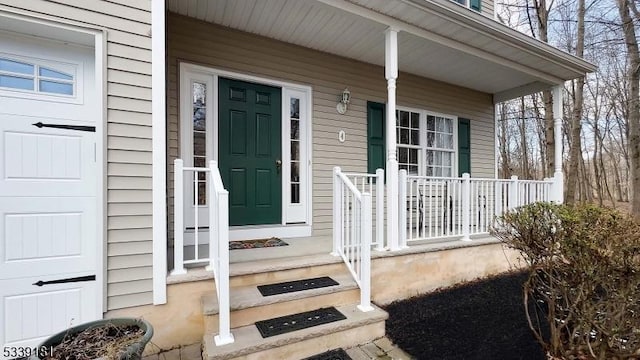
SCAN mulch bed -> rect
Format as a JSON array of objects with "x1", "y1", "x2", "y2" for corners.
[{"x1": 384, "y1": 271, "x2": 547, "y2": 360}]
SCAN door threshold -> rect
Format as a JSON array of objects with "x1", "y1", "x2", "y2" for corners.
[{"x1": 229, "y1": 224, "x2": 311, "y2": 240}]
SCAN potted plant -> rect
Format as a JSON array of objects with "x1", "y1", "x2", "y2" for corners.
[{"x1": 31, "y1": 318, "x2": 153, "y2": 360}]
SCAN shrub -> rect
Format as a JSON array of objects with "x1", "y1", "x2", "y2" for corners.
[{"x1": 492, "y1": 202, "x2": 640, "y2": 359}]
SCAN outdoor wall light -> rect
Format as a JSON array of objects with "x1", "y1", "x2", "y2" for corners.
[{"x1": 336, "y1": 88, "x2": 351, "y2": 114}]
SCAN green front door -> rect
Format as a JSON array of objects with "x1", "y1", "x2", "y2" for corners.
[{"x1": 218, "y1": 78, "x2": 282, "y2": 226}]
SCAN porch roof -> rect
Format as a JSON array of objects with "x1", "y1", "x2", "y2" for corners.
[{"x1": 167, "y1": 0, "x2": 595, "y2": 102}]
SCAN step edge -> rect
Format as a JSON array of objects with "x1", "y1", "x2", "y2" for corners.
[
  {"x1": 203, "y1": 304, "x2": 388, "y2": 360},
  {"x1": 202, "y1": 274, "x2": 359, "y2": 315}
]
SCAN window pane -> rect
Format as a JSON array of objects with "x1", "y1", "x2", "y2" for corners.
[
  {"x1": 193, "y1": 82, "x2": 206, "y2": 106},
  {"x1": 39, "y1": 80, "x2": 73, "y2": 95},
  {"x1": 194, "y1": 131, "x2": 206, "y2": 156},
  {"x1": 39, "y1": 67, "x2": 72, "y2": 80},
  {"x1": 435, "y1": 151, "x2": 443, "y2": 166},
  {"x1": 193, "y1": 107, "x2": 206, "y2": 131},
  {"x1": 443, "y1": 167, "x2": 451, "y2": 177},
  {"x1": 436, "y1": 117, "x2": 445, "y2": 132},
  {"x1": 444, "y1": 134, "x2": 454, "y2": 149},
  {"x1": 399, "y1": 147, "x2": 408, "y2": 163},
  {"x1": 0, "y1": 75, "x2": 33, "y2": 90},
  {"x1": 400, "y1": 129, "x2": 410, "y2": 144},
  {"x1": 445, "y1": 119, "x2": 453, "y2": 133},
  {"x1": 427, "y1": 132, "x2": 435, "y2": 147},
  {"x1": 196, "y1": 181, "x2": 206, "y2": 205},
  {"x1": 291, "y1": 162, "x2": 299, "y2": 182},
  {"x1": 427, "y1": 116, "x2": 435, "y2": 131},
  {"x1": 291, "y1": 184, "x2": 300, "y2": 203},
  {"x1": 399, "y1": 111, "x2": 409, "y2": 127},
  {"x1": 194, "y1": 157, "x2": 206, "y2": 168},
  {"x1": 426, "y1": 150, "x2": 434, "y2": 164},
  {"x1": 443, "y1": 152, "x2": 452, "y2": 166},
  {"x1": 409, "y1": 148, "x2": 418, "y2": 164},
  {"x1": 411, "y1": 130, "x2": 419, "y2": 145},
  {"x1": 290, "y1": 98, "x2": 300, "y2": 119},
  {"x1": 411, "y1": 112, "x2": 419, "y2": 128},
  {"x1": 0, "y1": 58, "x2": 33, "y2": 75},
  {"x1": 426, "y1": 167, "x2": 433, "y2": 176},
  {"x1": 291, "y1": 141, "x2": 299, "y2": 161},
  {"x1": 409, "y1": 165, "x2": 419, "y2": 175},
  {"x1": 291, "y1": 119, "x2": 299, "y2": 140}
]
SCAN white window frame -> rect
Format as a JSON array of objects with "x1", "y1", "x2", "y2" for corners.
[
  {"x1": 0, "y1": 50, "x2": 82, "y2": 104},
  {"x1": 179, "y1": 63, "x2": 313, "y2": 239},
  {"x1": 449, "y1": 0, "x2": 480, "y2": 12},
  {"x1": 396, "y1": 106, "x2": 458, "y2": 177}
]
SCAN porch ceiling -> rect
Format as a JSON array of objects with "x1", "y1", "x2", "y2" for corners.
[{"x1": 167, "y1": 0, "x2": 595, "y2": 102}]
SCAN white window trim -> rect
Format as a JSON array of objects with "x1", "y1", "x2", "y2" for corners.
[
  {"x1": 179, "y1": 63, "x2": 313, "y2": 239},
  {"x1": 396, "y1": 106, "x2": 458, "y2": 177},
  {"x1": 0, "y1": 49, "x2": 83, "y2": 104}
]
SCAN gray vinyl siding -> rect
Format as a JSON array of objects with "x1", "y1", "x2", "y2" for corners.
[
  {"x1": 167, "y1": 13, "x2": 495, "y2": 239},
  {"x1": 481, "y1": 0, "x2": 495, "y2": 18},
  {"x1": 1, "y1": 0, "x2": 154, "y2": 310}
]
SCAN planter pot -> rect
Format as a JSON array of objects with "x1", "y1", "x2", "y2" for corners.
[{"x1": 32, "y1": 318, "x2": 153, "y2": 360}]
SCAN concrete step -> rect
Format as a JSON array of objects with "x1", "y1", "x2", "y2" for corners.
[
  {"x1": 203, "y1": 273, "x2": 360, "y2": 331},
  {"x1": 202, "y1": 303, "x2": 388, "y2": 360},
  {"x1": 229, "y1": 253, "x2": 346, "y2": 287}
]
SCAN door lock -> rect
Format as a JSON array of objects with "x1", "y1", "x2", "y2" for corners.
[{"x1": 275, "y1": 159, "x2": 282, "y2": 172}]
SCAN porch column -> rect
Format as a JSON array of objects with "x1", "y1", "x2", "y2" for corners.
[
  {"x1": 385, "y1": 27, "x2": 401, "y2": 251},
  {"x1": 552, "y1": 84, "x2": 564, "y2": 204}
]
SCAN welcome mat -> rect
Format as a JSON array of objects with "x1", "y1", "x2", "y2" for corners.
[
  {"x1": 303, "y1": 349, "x2": 352, "y2": 360},
  {"x1": 229, "y1": 237, "x2": 288, "y2": 250},
  {"x1": 257, "y1": 276, "x2": 339, "y2": 297},
  {"x1": 255, "y1": 307, "x2": 346, "y2": 338}
]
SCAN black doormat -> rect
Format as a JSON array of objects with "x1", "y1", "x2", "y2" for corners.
[
  {"x1": 255, "y1": 307, "x2": 346, "y2": 338},
  {"x1": 257, "y1": 276, "x2": 339, "y2": 296},
  {"x1": 303, "y1": 348, "x2": 352, "y2": 360}
]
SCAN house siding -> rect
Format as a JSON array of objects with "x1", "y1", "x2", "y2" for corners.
[
  {"x1": 481, "y1": 0, "x2": 495, "y2": 18},
  {"x1": 0, "y1": 0, "x2": 154, "y2": 310},
  {"x1": 167, "y1": 13, "x2": 495, "y2": 239}
]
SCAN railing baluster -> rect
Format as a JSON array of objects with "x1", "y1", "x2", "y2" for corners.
[{"x1": 172, "y1": 159, "x2": 186, "y2": 275}]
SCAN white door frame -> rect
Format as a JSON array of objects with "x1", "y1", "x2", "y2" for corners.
[
  {"x1": 178, "y1": 62, "x2": 313, "y2": 240},
  {"x1": 0, "y1": 9, "x2": 106, "y2": 316}
]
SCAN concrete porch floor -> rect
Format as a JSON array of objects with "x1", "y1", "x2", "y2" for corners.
[{"x1": 143, "y1": 337, "x2": 413, "y2": 360}]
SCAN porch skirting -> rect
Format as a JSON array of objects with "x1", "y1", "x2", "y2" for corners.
[{"x1": 105, "y1": 239, "x2": 521, "y2": 354}]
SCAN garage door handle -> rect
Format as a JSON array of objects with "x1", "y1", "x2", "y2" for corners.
[
  {"x1": 33, "y1": 275, "x2": 96, "y2": 287},
  {"x1": 32, "y1": 122, "x2": 95, "y2": 132}
]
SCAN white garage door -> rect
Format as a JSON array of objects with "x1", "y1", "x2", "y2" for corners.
[{"x1": 0, "y1": 33, "x2": 100, "y2": 355}]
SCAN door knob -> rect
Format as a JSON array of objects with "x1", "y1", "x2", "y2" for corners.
[{"x1": 275, "y1": 159, "x2": 282, "y2": 169}]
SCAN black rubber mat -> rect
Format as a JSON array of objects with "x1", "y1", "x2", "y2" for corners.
[
  {"x1": 303, "y1": 348, "x2": 352, "y2": 360},
  {"x1": 257, "y1": 276, "x2": 339, "y2": 296},
  {"x1": 255, "y1": 307, "x2": 346, "y2": 338}
]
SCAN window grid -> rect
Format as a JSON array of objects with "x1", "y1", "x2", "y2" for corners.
[
  {"x1": 0, "y1": 57, "x2": 74, "y2": 96},
  {"x1": 396, "y1": 110, "x2": 421, "y2": 175},
  {"x1": 192, "y1": 82, "x2": 207, "y2": 205},
  {"x1": 290, "y1": 98, "x2": 301, "y2": 204},
  {"x1": 396, "y1": 110, "x2": 456, "y2": 177}
]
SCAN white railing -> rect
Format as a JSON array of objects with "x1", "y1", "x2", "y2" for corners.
[
  {"x1": 172, "y1": 159, "x2": 233, "y2": 346},
  {"x1": 343, "y1": 169, "x2": 385, "y2": 251},
  {"x1": 399, "y1": 171, "x2": 553, "y2": 246},
  {"x1": 332, "y1": 167, "x2": 374, "y2": 312}
]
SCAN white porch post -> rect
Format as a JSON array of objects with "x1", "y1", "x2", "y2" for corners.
[
  {"x1": 552, "y1": 85, "x2": 564, "y2": 204},
  {"x1": 385, "y1": 27, "x2": 401, "y2": 251},
  {"x1": 151, "y1": 0, "x2": 167, "y2": 304}
]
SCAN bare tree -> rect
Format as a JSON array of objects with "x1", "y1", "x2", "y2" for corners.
[
  {"x1": 565, "y1": 0, "x2": 586, "y2": 203},
  {"x1": 615, "y1": 0, "x2": 640, "y2": 217}
]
